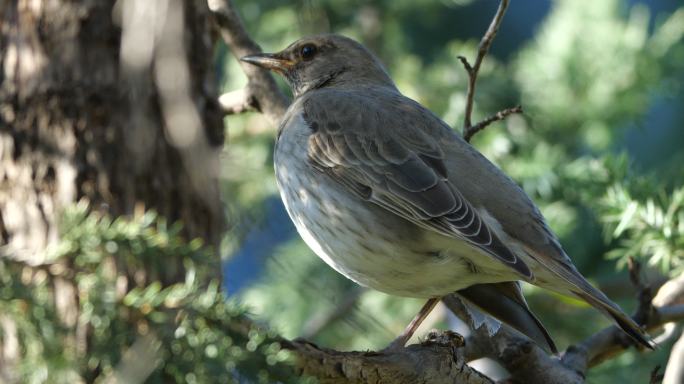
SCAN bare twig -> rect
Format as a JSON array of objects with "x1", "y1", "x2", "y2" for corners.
[
  {"x1": 208, "y1": 0, "x2": 289, "y2": 124},
  {"x1": 463, "y1": 105, "x2": 522, "y2": 142},
  {"x1": 459, "y1": 0, "x2": 522, "y2": 142},
  {"x1": 459, "y1": 0, "x2": 509, "y2": 129},
  {"x1": 563, "y1": 303, "x2": 684, "y2": 372}
]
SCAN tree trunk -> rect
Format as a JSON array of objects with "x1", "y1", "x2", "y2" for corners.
[{"x1": 0, "y1": 0, "x2": 224, "y2": 379}]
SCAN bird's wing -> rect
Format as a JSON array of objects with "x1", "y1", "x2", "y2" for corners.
[
  {"x1": 301, "y1": 88, "x2": 532, "y2": 279},
  {"x1": 301, "y1": 88, "x2": 652, "y2": 348}
]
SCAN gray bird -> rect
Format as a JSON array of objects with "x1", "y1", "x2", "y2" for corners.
[{"x1": 241, "y1": 34, "x2": 652, "y2": 352}]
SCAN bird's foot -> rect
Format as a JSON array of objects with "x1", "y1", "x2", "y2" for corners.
[
  {"x1": 380, "y1": 298, "x2": 441, "y2": 352},
  {"x1": 381, "y1": 329, "x2": 465, "y2": 353},
  {"x1": 423, "y1": 329, "x2": 465, "y2": 348}
]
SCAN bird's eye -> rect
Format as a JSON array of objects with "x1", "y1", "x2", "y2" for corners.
[{"x1": 300, "y1": 44, "x2": 317, "y2": 61}]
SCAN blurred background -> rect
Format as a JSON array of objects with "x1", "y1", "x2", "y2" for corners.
[
  {"x1": 220, "y1": 0, "x2": 684, "y2": 382},
  {"x1": 1, "y1": 0, "x2": 683, "y2": 382}
]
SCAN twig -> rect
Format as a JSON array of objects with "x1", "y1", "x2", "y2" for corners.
[
  {"x1": 459, "y1": 0, "x2": 522, "y2": 142},
  {"x1": 207, "y1": 0, "x2": 289, "y2": 124},
  {"x1": 627, "y1": 257, "x2": 655, "y2": 326},
  {"x1": 463, "y1": 105, "x2": 522, "y2": 142},
  {"x1": 649, "y1": 365, "x2": 663, "y2": 384}
]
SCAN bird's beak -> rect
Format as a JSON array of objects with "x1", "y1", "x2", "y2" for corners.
[{"x1": 240, "y1": 52, "x2": 294, "y2": 73}]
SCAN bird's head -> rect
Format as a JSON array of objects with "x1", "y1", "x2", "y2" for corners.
[{"x1": 241, "y1": 34, "x2": 396, "y2": 97}]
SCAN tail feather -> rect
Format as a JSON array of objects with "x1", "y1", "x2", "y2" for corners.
[
  {"x1": 455, "y1": 282, "x2": 558, "y2": 354},
  {"x1": 522, "y1": 244, "x2": 654, "y2": 350},
  {"x1": 572, "y1": 289, "x2": 654, "y2": 350}
]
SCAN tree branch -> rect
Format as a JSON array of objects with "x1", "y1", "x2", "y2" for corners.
[
  {"x1": 282, "y1": 331, "x2": 494, "y2": 384},
  {"x1": 218, "y1": 88, "x2": 257, "y2": 115},
  {"x1": 459, "y1": 0, "x2": 522, "y2": 142},
  {"x1": 208, "y1": 0, "x2": 289, "y2": 124},
  {"x1": 463, "y1": 105, "x2": 522, "y2": 142}
]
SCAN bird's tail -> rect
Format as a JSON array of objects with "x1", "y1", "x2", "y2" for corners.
[
  {"x1": 571, "y1": 284, "x2": 654, "y2": 350},
  {"x1": 523, "y1": 244, "x2": 654, "y2": 350},
  {"x1": 453, "y1": 282, "x2": 558, "y2": 354}
]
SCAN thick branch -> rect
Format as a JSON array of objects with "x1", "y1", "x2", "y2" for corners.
[
  {"x1": 208, "y1": 0, "x2": 289, "y2": 124},
  {"x1": 282, "y1": 331, "x2": 494, "y2": 384}
]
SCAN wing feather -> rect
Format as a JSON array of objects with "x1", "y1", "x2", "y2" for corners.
[{"x1": 302, "y1": 89, "x2": 532, "y2": 278}]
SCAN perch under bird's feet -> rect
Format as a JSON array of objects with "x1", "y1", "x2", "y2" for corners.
[{"x1": 424, "y1": 330, "x2": 466, "y2": 349}]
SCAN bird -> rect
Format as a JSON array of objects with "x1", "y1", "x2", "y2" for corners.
[{"x1": 240, "y1": 34, "x2": 652, "y2": 353}]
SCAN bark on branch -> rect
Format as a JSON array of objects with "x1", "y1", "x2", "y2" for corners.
[
  {"x1": 282, "y1": 331, "x2": 493, "y2": 384},
  {"x1": 208, "y1": 0, "x2": 289, "y2": 124},
  {"x1": 458, "y1": 0, "x2": 523, "y2": 142}
]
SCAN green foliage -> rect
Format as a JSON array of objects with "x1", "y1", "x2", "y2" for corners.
[
  {"x1": 601, "y1": 184, "x2": 684, "y2": 275},
  {"x1": 0, "y1": 203, "x2": 298, "y2": 383}
]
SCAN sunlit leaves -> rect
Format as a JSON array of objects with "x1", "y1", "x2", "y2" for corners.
[{"x1": 600, "y1": 185, "x2": 684, "y2": 275}]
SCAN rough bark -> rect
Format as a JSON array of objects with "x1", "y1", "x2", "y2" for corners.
[
  {"x1": 0, "y1": 0, "x2": 223, "y2": 379},
  {"x1": 283, "y1": 332, "x2": 493, "y2": 384},
  {"x1": 0, "y1": 0, "x2": 224, "y2": 258}
]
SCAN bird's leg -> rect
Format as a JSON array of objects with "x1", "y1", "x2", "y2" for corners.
[{"x1": 383, "y1": 297, "x2": 440, "y2": 351}]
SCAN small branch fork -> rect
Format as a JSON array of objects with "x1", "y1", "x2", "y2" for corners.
[
  {"x1": 464, "y1": 105, "x2": 522, "y2": 142},
  {"x1": 458, "y1": 0, "x2": 522, "y2": 142},
  {"x1": 207, "y1": 0, "x2": 289, "y2": 124}
]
